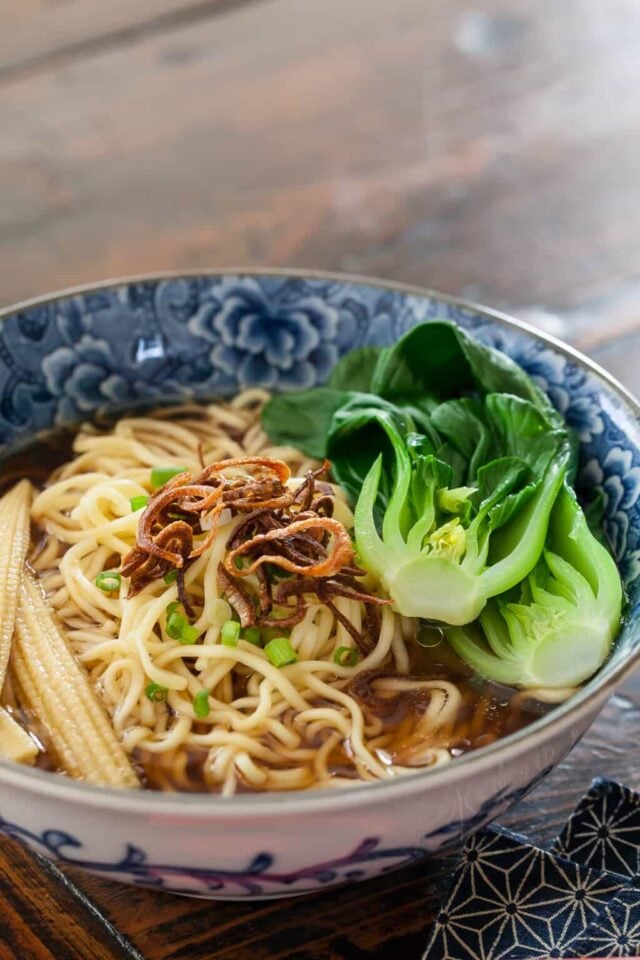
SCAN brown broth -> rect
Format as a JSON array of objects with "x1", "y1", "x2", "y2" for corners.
[
  {"x1": 133, "y1": 640, "x2": 553, "y2": 793},
  {"x1": 1, "y1": 425, "x2": 557, "y2": 794},
  {"x1": 0, "y1": 432, "x2": 75, "y2": 495}
]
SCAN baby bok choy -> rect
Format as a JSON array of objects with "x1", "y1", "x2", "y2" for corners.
[
  {"x1": 262, "y1": 318, "x2": 623, "y2": 686},
  {"x1": 332, "y1": 394, "x2": 573, "y2": 625},
  {"x1": 446, "y1": 484, "x2": 622, "y2": 687}
]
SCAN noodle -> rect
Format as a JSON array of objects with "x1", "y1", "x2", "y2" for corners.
[{"x1": 20, "y1": 391, "x2": 553, "y2": 793}]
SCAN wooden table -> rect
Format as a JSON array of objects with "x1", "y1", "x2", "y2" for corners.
[{"x1": 1, "y1": 1, "x2": 640, "y2": 957}]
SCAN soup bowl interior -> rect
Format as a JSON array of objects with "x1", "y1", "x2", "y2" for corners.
[{"x1": 0, "y1": 269, "x2": 638, "y2": 899}]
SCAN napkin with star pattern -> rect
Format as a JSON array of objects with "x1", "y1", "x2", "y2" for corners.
[{"x1": 422, "y1": 779, "x2": 640, "y2": 959}]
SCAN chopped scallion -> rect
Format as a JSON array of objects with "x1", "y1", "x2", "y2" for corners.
[
  {"x1": 180, "y1": 624, "x2": 200, "y2": 645},
  {"x1": 130, "y1": 495, "x2": 149, "y2": 512},
  {"x1": 166, "y1": 611, "x2": 185, "y2": 638},
  {"x1": 95, "y1": 570, "x2": 122, "y2": 593},
  {"x1": 242, "y1": 626, "x2": 262, "y2": 646},
  {"x1": 163, "y1": 569, "x2": 178, "y2": 584},
  {"x1": 145, "y1": 682, "x2": 168, "y2": 702},
  {"x1": 416, "y1": 624, "x2": 444, "y2": 648},
  {"x1": 150, "y1": 465, "x2": 187, "y2": 490},
  {"x1": 165, "y1": 606, "x2": 200, "y2": 644},
  {"x1": 193, "y1": 690, "x2": 210, "y2": 718},
  {"x1": 221, "y1": 619, "x2": 241, "y2": 647},
  {"x1": 333, "y1": 646, "x2": 360, "y2": 667},
  {"x1": 264, "y1": 637, "x2": 297, "y2": 668}
]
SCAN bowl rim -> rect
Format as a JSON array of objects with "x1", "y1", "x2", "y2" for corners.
[{"x1": 1, "y1": 266, "x2": 638, "y2": 816}]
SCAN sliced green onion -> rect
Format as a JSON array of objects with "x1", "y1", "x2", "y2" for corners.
[
  {"x1": 179, "y1": 624, "x2": 200, "y2": 645},
  {"x1": 165, "y1": 607, "x2": 200, "y2": 644},
  {"x1": 166, "y1": 611, "x2": 186, "y2": 638},
  {"x1": 233, "y1": 556, "x2": 245, "y2": 571},
  {"x1": 242, "y1": 626, "x2": 262, "y2": 646},
  {"x1": 416, "y1": 624, "x2": 444, "y2": 648},
  {"x1": 145, "y1": 682, "x2": 168, "y2": 702},
  {"x1": 95, "y1": 570, "x2": 122, "y2": 593},
  {"x1": 150, "y1": 465, "x2": 187, "y2": 490},
  {"x1": 264, "y1": 637, "x2": 297, "y2": 668},
  {"x1": 221, "y1": 619, "x2": 241, "y2": 647},
  {"x1": 163, "y1": 569, "x2": 178, "y2": 584},
  {"x1": 130, "y1": 495, "x2": 149, "y2": 512},
  {"x1": 193, "y1": 690, "x2": 210, "y2": 718},
  {"x1": 334, "y1": 646, "x2": 360, "y2": 667}
]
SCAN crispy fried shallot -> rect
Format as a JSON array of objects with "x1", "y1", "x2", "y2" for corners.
[
  {"x1": 224, "y1": 517, "x2": 354, "y2": 579},
  {"x1": 121, "y1": 457, "x2": 388, "y2": 648}
]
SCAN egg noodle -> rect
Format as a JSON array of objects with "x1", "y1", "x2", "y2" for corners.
[{"x1": 29, "y1": 390, "x2": 468, "y2": 794}]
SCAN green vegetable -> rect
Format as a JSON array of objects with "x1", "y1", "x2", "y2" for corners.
[
  {"x1": 242, "y1": 626, "x2": 262, "y2": 645},
  {"x1": 264, "y1": 637, "x2": 298, "y2": 668},
  {"x1": 129, "y1": 495, "x2": 149, "y2": 512},
  {"x1": 163, "y1": 569, "x2": 178, "y2": 584},
  {"x1": 328, "y1": 347, "x2": 381, "y2": 391},
  {"x1": 333, "y1": 646, "x2": 360, "y2": 666},
  {"x1": 193, "y1": 690, "x2": 210, "y2": 718},
  {"x1": 221, "y1": 620, "x2": 240, "y2": 647},
  {"x1": 179, "y1": 624, "x2": 200, "y2": 645},
  {"x1": 416, "y1": 624, "x2": 444, "y2": 648},
  {"x1": 95, "y1": 571, "x2": 122, "y2": 593},
  {"x1": 446, "y1": 485, "x2": 623, "y2": 687},
  {"x1": 371, "y1": 321, "x2": 559, "y2": 421},
  {"x1": 145, "y1": 682, "x2": 168, "y2": 702},
  {"x1": 261, "y1": 319, "x2": 623, "y2": 687},
  {"x1": 166, "y1": 609, "x2": 199, "y2": 644},
  {"x1": 150, "y1": 465, "x2": 187, "y2": 490},
  {"x1": 165, "y1": 611, "x2": 184, "y2": 639},
  {"x1": 350, "y1": 396, "x2": 572, "y2": 625},
  {"x1": 261, "y1": 321, "x2": 570, "y2": 460},
  {"x1": 261, "y1": 388, "x2": 349, "y2": 459}
]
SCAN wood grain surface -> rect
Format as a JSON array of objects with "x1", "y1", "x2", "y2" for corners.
[
  {"x1": 0, "y1": 0, "x2": 639, "y2": 957},
  {"x1": 0, "y1": 0, "x2": 639, "y2": 322},
  {"x1": 0, "y1": 839, "x2": 142, "y2": 960},
  {"x1": 0, "y1": 0, "x2": 264, "y2": 81}
]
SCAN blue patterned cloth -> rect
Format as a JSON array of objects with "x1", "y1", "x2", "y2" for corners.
[{"x1": 423, "y1": 779, "x2": 640, "y2": 959}]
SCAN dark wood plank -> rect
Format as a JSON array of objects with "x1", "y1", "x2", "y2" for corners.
[
  {"x1": 0, "y1": 0, "x2": 639, "y2": 349},
  {"x1": 0, "y1": 1, "x2": 258, "y2": 81},
  {"x1": 0, "y1": 835, "x2": 142, "y2": 960}
]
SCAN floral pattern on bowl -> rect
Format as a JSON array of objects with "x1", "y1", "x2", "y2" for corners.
[{"x1": 2, "y1": 273, "x2": 638, "y2": 590}]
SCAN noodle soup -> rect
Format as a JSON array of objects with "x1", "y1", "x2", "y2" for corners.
[
  {"x1": 1, "y1": 394, "x2": 562, "y2": 794},
  {"x1": 0, "y1": 319, "x2": 622, "y2": 795}
]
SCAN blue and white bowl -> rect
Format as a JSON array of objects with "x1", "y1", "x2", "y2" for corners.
[{"x1": 0, "y1": 270, "x2": 638, "y2": 899}]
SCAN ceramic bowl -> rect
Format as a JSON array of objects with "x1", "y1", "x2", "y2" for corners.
[{"x1": 0, "y1": 270, "x2": 638, "y2": 899}]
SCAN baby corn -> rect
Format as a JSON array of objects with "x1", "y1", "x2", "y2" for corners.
[
  {"x1": 0, "y1": 480, "x2": 32, "y2": 694},
  {"x1": 12, "y1": 570, "x2": 139, "y2": 788},
  {"x1": 0, "y1": 707, "x2": 38, "y2": 764}
]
